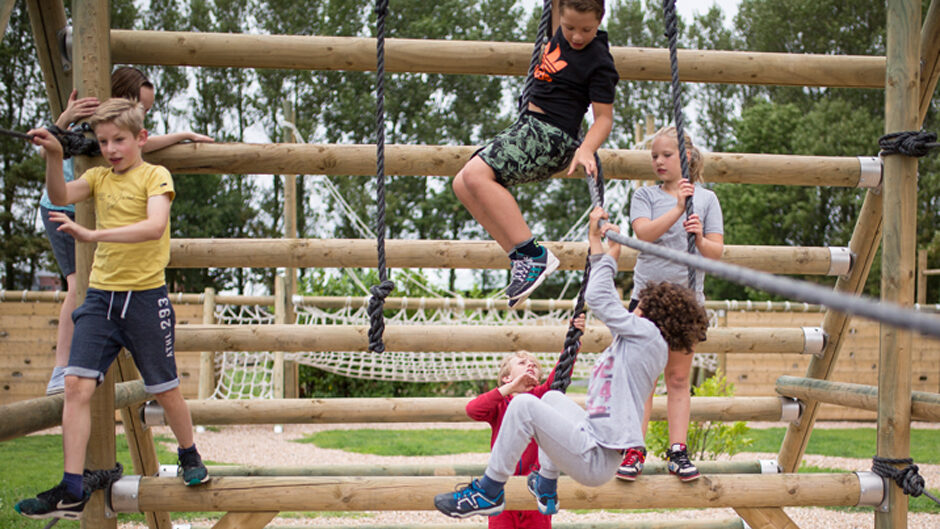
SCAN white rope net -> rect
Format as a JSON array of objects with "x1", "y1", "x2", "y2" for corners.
[{"x1": 207, "y1": 299, "x2": 720, "y2": 400}]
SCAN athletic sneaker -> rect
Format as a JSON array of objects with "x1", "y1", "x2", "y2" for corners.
[
  {"x1": 433, "y1": 478, "x2": 505, "y2": 518},
  {"x1": 506, "y1": 247, "x2": 559, "y2": 308},
  {"x1": 178, "y1": 448, "x2": 211, "y2": 486},
  {"x1": 615, "y1": 446, "x2": 647, "y2": 481},
  {"x1": 526, "y1": 471, "x2": 559, "y2": 515},
  {"x1": 46, "y1": 366, "x2": 65, "y2": 396},
  {"x1": 14, "y1": 483, "x2": 89, "y2": 520},
  {"x1": 666, "y1": 442, "x2": 700, "y2": 482}
]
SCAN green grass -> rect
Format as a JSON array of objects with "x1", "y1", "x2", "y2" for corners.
[
  {"x1": 744, "y1": 428, "x2": 940, "y2": 464},
  {"x1": 296, "y1": 428, "x2": 492, "y2": 455}
]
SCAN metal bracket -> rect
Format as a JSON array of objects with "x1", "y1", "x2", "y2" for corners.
[
  {"x1": 140, "y1": 400, "x2": 166, "y2": 428},
  {"x1": 855, "y1": 471, "x2": 888, "y2": 510},
  {"x1": 109, "y1": 475, "x2": 141, "y2": 513},
  {"x1": 758, "y1": 459, "x2": 781, "y2": 474},
  {"x1": 801, "y1": 327, "x2": 827, "y2": 356},
  {"x1": 857, "y1": 156, "x2": 883, "y2": 188},
  {"x1": 779, "y1": 396, "x2": 803, "y2": 423},
  {"x1": 827, "y1": 247, "x2": 854, "y2": 276}
]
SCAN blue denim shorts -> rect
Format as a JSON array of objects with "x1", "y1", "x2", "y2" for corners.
[
  {"x1": 40, "y1": 206, "x2": 76, "y2": 277},
  {"x1": 66, "y1": 286, "x2": 179, "y2": 393}
]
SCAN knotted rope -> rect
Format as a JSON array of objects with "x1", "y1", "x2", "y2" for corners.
[
  {"x1": 878, "y1": 130, "x2": 940, "y2": 157},
  {"x1": 0, "y1": 124, "x2": 100, "y2": 159},
  {"x1": 661, "y1": 0, "x2": 696, "y2": 290},
  {"x1": 872, "y1": 456, "x2": 940, "y2": 505},
  {"x1": 368, "y1": 0, "x2": 396, "y2": 354}
]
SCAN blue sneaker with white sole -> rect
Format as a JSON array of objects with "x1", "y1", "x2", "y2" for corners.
[
  {"x1": 506, "y1": 247, "x2": 559, "y2": 308},
  {"x1": 433, "y1": 478, "x2": 505, "y2": 518},
  {"x1": 526, "y1": 471, "x2": 558, "y2": 515}
]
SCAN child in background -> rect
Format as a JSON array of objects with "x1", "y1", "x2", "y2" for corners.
[
  {"x1": 466, "y1": 313, "x2": 585, "y2": 529},
  {"x1": 434, "y1": 206, "x2": 708, "y2": 519},
  {"x1": 617, "y1": 126, "x2": 724, "y2": 482},
  {"x1": 40, "y1": 67, "x2": 213, "y2": 395},
  {"x1": 17, "y1": 98, "x2": 209, "y2": 521},
  {"x1": 452, "y1": 0, "x2": 618, "y2": 307}
]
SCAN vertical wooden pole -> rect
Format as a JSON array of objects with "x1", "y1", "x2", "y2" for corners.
[
  {"x1": 71, "y1": 1, "x2": 113, "y2": 527},
  {"x1": 26, "y1": 0, "x2": 72, "y2": 117},
  {"x1": 198, "y1": 287, "x2": 217, "y2": 400},
  {"x1": 281, "y1": 101, "x2": 299, "y2": 397},
  {"x1": 273, "y1": 275, "x2": 287, "y2": 399},
  {"x1": 917, "y1": 0, "x2": 940, "y2": 123},
  {"x1": 917, "y1": 249, "x2": 927, "y2": 305},
  {"x1": 877, "y1": 1, "x2": 920, "y2": 527}
]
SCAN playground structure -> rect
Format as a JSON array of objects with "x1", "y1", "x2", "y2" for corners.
[{"x1": 0, "y1": 0, "x2": 938, "y2": 528}]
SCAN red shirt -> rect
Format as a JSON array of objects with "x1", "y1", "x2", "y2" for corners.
[{"x1": 465, "y1": 347, "x2": 579, "y2": 529}]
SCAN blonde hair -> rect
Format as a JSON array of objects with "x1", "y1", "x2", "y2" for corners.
[
  {"x1": 497, "y1": 351, "x2": 543, "y2": 384},
  {"x1": 88, "y1": 98, "x2": 145, "y2": 135},
  {"x1": 653, "y1": 126, "x2": 705, "y2": 184}
]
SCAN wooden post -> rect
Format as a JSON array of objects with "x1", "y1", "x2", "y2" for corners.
[
  {"x1": 917, "y1": 0, "x2": 940, "y2": 122},
  {"x1": 198, "y1": 287, "x2": 217, "y2": 400},
  {"x1": 280, "y1": 101, "x2": 298, "y2": 398},
  {"x1": 272, "y1": 276, "x2": 286, "y2": 399},
  {"x1": 776, "y1": 376, "x2": 940, "y2": 422},
  {"x1": 25, "y1": 0, "x2": 71, "y2": 117},
  {"x1": 917, "y1": 249, "x2": 928, "y2": 305},
  {"x1": 877, "y1": 1, "x2": 920, "y2": 527},
  {"x1": 71, "y1": 0, "x2": 113, "y2": 527},
  {"x1": 143, "y1": 142, "x2": 871, "y2": 187}
]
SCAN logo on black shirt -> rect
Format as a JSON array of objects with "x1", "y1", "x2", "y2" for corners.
[{"x1": 534, "y1": 42, "x2": 567, "y2": 82}]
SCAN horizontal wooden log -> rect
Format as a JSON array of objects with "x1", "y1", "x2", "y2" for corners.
[
  {"x1": 175, "y1": 324, "x2": 809, "y2": 354},
  {"x1": 175, "y1": 396, "x2": 788, "y2": 425},
  {"x1": 205, "y1": 460, "x2": 766, "y2": 477},
  {"x1": 111, "y1": 30, "x2": 885, "y2": 89},
  {"x1": 168, "y1": 239, "x2": 841, "y2": 276},
  {"x1": 776, "y1": 375, "x2": 940, "y2": 422},
  {"x1": 186, "y1": 522, "x2": 744, "y2": 529},
  {"x1": 0, "y1": 380, "x2": 150, "y2": 441},
  {"x1": 124, "y1": 474, "x2": 863, "y2": 512},
  {"x1": 144, "y1": 143, "x2": 868, "y2": 188}
]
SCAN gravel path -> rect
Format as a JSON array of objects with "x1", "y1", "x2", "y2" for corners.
[{"x1": 122, "y1": 422, "x2": 940, "y2": 529}]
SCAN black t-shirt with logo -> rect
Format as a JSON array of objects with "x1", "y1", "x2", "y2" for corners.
[{"x1": 529, "y1": 27, "x2": 619, "y2": 138}]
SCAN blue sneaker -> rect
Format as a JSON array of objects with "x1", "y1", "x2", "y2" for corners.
[
  {"x1": 506, "y1": 247, "x2": 559, "y2": 308},
  {"x1": 46, "y1": 366, "x2": 65, "y2": 396},
  {"x1": 526, "y1": 471, "x2": 558, "y2": 515},
  {"x1": 433, "y1": 478, "x2": 505, "y2": 518},
  {"x1": 15, "y1": 483, "x2": 89, "y2": 520}
]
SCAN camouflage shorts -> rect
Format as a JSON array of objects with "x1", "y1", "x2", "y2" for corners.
[{"x1": 476, "y1": 113, "x2": 579, "y2": 188}]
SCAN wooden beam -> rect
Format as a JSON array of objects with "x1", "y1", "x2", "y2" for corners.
[
  {"x1": 124, "y1": 474, "x2": 865, "y2": 512},
  {"x1": 144, "y1": 143, "x2": 870, "y2": 187},
  {"x1": 734, "y1": 507, "x2": 800, "y2": 529},
  {"x1": 918, "y1": 0, "x2": 940, "y2": 123},
  {"x1": 25, "y1": 0, "x2": 71, "y2": 117},
  {"x1": 110, "y1": 30, "x2": 887, "y2": 89},
  {"x1": 776, "y1": 375, "x2": 940, "y2": 422},
  {"x1": 167, "y1": 238, "x2": 844, "y2": 276},
  {"x1": 0, "y1": 380, "x2": 149, "y2": 441},
  {"x1": 206, "y1": 460, "x2": 767, "y2": 477},
  {"x1": 174, "y1": 324, "x2": 811, "y2": 355},
  {"x1": 212, "y1": 512, "x2": 277, "y2": 529},
  {"x1": 175, "y1": 396, "x2": 790, "y2": 425},
  {"x1": 878, "y1": 2, "x2": 921, "y2": 526},
  {"x1": 197, "y1": 287, "x2": 216, "y2": 400}
]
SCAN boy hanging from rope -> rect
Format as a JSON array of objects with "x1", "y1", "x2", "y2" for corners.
[
  {"x1": 434, "y1": 206, "x2": 708, "y2": 518},
  {"x1": 452, "y1": 0, "x2": 618, "y2": 307}
]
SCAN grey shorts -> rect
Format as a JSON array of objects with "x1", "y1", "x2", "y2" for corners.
[
  {"x1": 66, "y1": 286, "x2": 180, "y2": 394},
  {"x1": 40, "y1": 206, "x2": 76, "y2": 277},
  {"x1": 476, "y1": 112, "x2": 579, "y2": 188}
]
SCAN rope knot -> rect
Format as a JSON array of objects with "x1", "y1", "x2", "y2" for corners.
[
  {"x1": 878, "y1": 130, "x2": 939, "y2": 157},
  {"x1": 872, "y1": 456, "x2": 940, "y2": 505},
  {"x1": 83, "y1": 462, "x2": 123, "y2": 493},
  {"x1": 368, "y1": 279, "x2": 396, "y2": 353}
]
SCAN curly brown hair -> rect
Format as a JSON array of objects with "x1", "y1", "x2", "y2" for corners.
[{"x1": 637, "y1": 282, "x2": 708, "y2": 352}]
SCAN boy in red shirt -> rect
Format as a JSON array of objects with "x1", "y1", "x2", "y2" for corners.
[{"x1": 465, "y1": 314, "x2": 585, "y2": 529}]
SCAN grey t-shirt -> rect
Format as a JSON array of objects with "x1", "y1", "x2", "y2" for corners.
[
  {"x1": 629, "y1": 184, "x2": 724, "y2": 302},
  {"x1": 584, "y1": 254, "x2": 668, "y2": 449}
]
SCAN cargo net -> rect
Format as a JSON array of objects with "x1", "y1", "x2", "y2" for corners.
[{"x1": 206, "y1": 298, "x2": 721, "y2": 400}]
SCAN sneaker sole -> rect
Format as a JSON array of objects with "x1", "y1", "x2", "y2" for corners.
[
  {"x1": 670, "y1": 470, "x2": 701, "y2": 482},
  {"x1": 615, "y1": 471, "x2": 639, "y2": 481},
  {"x1": 526, "y1": 477, "x2": 559, "y2": 515},
  {"x1": 18, "y1": 509, "x2": 82, "y2": 520},
  {"x1": 185, "y1": 475, "x2": 212, "y2": 486},
  {"x1": 508, "y1": 252, "x2": 560, "y2": 307}
]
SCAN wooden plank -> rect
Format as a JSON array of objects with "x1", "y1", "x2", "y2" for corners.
[
  {"x1": 734, "y1": 507, "x2": 800, "y2": 529},
  {"x1": 25, "y1": 0, "x2": 71, "y2": 117},
  {"x1": 212, "y1": 512, "x2": 278, "y2": 529}
]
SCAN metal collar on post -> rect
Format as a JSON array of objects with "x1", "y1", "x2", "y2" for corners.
[
  {"x1": 109, "y1": 475, "x2": 141, "y2": 513},
  {"x1": 856, "y1": 156, "x2": 883, "y2": 188}
]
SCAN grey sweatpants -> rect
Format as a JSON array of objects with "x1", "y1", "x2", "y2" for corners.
[{"x1": 484, "y1": 391, "x2": 622, "y2": 487}]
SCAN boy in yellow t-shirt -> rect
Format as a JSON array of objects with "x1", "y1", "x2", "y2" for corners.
[{"x1": 16, "y1": 98, "x2": 209, "y2": 521}]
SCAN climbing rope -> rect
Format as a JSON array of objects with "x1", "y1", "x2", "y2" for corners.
[
  {"x1": 872, "y1": 457, "x2": 940, "y2": 505},
  {"x1": 368, "y1": 0, "x2": 396, "y2": 354},
  {"x1": 518, "y1": 0, "x2": 554, "y2": 115},
  {"x1": 0, "y1": 124, "x2": 100, "y2": 159},
  {"x1": 552, "y1": 157, "x2": 605, "y2": 392},
  {"x1": 661, "y1": 0, "x2": 696, "y2": 290},
  {"x1": 878, "y1": 130, "x2": 940, "y2": 157}
]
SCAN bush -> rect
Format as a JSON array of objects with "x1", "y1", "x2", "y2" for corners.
[{"x1": 647, "y1": 370, "x2": 752, "y2": 460}]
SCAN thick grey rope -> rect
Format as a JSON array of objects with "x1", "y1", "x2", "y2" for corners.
[
  {"x1": 518, "y1": 0, "x2": 554, "y2": 116},
  {"x1": 368, "y1": 0, "x2": 395, "y2": 354},
  {"x1": 596, "y1": 228, "x2": 940, "y2": 339},
  {"x1": 662, "y1": 0, "x2": 696, "y2": 290}
]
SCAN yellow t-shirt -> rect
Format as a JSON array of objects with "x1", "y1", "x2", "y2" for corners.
[{"x1": 80, "y1": 162, "x2": 175, "y2": 290}]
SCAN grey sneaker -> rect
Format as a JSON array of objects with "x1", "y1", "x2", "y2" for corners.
[
  {"x1": 506, "y1": 247, "x2": 559, "y2": 308},
  {"x1": 46, "y1": 366, "x2": 65, "y2": 396}
]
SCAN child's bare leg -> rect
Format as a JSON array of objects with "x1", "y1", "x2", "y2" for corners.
[
  {"x1": 453, "y1": 157, "x2": 532, "y2": 252},
  {"x1": 154, "y1": 387, "x2": 195, "y2": 448},
  {"x1": 62, "y1": 376, "x2": 98, "y2": 474},
  {"x1": 54, "y1": 274, "x2": 77, "y2": 368},
  {"x1": 664, "y1": 349, "x2": 694, "y2": 444}
]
